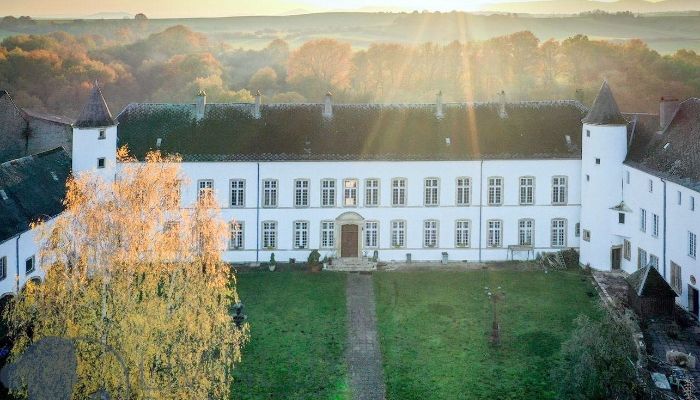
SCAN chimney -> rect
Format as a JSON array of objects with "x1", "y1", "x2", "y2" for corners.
[
  {"x1": 498, "y1": 90, "x2": 507, "y2": 118},
  {"x1": 435, "y1": 90, "x2": 444, "y2": 119},
  {"x1": 659, "y1": 96, "x2": 680, "y2": 131},
  {"x1": 253, "y1": 90, "x2": 262, "y2": 119},
  {"x1": 323, "y1": 92, "x2": 333, "y2": 118},
  {"x1": 195, "y1": 90, "x2": 206, "y2": 121}
]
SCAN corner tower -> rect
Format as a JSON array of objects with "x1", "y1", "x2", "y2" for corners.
[
  {"x1": 72, "y1": 82, "x2": 117, "y2": 182},
  {"x1": 579, "y1": 81, "x2": 629, "y2": 270}
]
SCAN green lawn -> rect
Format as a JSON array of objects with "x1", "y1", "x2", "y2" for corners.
[
  {"x1": 374, "y1": 269, "x2": 600, "y2": 400},
  {"x1": 231, "y1": 271, "x2": 350, "y2": 400}
]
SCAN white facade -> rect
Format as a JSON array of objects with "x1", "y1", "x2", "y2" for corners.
[
  {"x1": 71, "y1": 125, "x2": 117, "y2": 181},
  {"x1": 0, "y1": 226, "x2": 46, "y2": 299}
]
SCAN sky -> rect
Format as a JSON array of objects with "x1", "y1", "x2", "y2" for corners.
[{"x1": 1, "y1": 0, "x2": 544, "y2": 18}]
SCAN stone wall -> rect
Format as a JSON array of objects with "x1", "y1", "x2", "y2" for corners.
[
  {"x1": 27, "y1": 118, "x2": 72, "y2": 156},
  {"x1": 0, "y1": 94, "x2": 28, "y2": 163}
]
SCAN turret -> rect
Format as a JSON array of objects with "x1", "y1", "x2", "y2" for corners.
[
  {"x1": 579, "y1": 81, "x2": 628, "y2": 270},
  {"x1": 72, "y1": 81, "x2": 117, "y2": 182}
]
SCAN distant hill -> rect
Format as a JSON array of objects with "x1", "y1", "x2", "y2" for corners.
[
  {"x1": 84, "y1": 12, "x2": 133, "y2": 19},
  {"x1": 484, "y1": 0, "x2": 700, "y2": 14}
]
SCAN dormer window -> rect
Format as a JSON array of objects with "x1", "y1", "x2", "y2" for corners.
[{"x1": 98, "y1": 129, "x2": 106, "y2": 140}]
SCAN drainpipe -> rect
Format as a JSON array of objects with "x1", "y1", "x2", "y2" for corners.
[
  {"x1": 256, "y1": 162, "x2": 260, "y2": 264},
  {"x1": 14, "y1": 233, "x2": 21, "y2": 294},
  {"x1": 661, "y1": 178, "x2": 668, "y2": 280},
  {"x1": 478, "y1": 160, "x2": 484, "y2": 262}
]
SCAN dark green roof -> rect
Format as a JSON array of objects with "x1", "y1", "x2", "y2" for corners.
[
  {"x1": 582, "y1": 81, "x2": 627, "y2": 126},
  {"x1": 75, "y1": 83, "x2": 115, "y2": 128},
  {"x1": 626, "y1": 266, "x2": 677, "y2": 298},
  {"x1": 0, "y1": 147, "x2": 70, "y2": 243},
  {"x1": 116, "y1": 101, "x2": 587, "y2": 161}
]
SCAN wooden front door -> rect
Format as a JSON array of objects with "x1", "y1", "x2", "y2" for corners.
[
  {"x1": 611, "y1": 247, "x2": 622, "y2": 270},
  {"x1": 341, "y1": 224, "x2": 359, "y2": 258}
]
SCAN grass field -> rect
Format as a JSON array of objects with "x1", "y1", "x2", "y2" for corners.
[
  {"x1": 231, "y1": 271, "x2": 350, "y2": 400},
  {"x1": 374, "y1": 269, "x2": 600, "y2": 400}
]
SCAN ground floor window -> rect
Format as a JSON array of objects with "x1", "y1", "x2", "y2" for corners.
[
  {"x1": 671, "y1": 262, "x2": 682, "y2": 294},
  {"x1": 551, "y1": 219, "x2": 567, "y2": 247},
  {"x1": 321, "y1": 221, "x2": 335, "y2": 248},
  {"x1": 0, "y1": 256, "x2": 6, "y2": 281},
  {"x1": 262, "y1": 221, "x2": 277, "y2": 249},
  {"x1": 638, "y1": 248, "x2": 647, "y2": 269},
  {"x1": 25, "y1": 255, "x2": 35, "y2": 274},
  {"x1": 487, "y1": 220, "x2": 502, "y2": 248},
  {"x1": 649, "y1": 254, "x2": 659, "y2": 269},
  {"x1": 423, "y1": 220, "x2": 438, "y2": 248},
  {"x1": 391, "y1": 220, "x2": 406, "y2": 248},
  {"x1": 690, "y1": 231, "x2": 697, "y2": 259},
  {"x1": 229, "y1": 221, "x2": 244, "y2": 250},
  {"x1": 365, "y1": 221, "x2": 378, "y2": 248},
  {"x1": 623, "y1": 239, "x2": 631, "y2": 260},
  {"x1": 518, "y1": 219, "x2": 534, "y2": 246},
  {"x1": 294, "y1": 221, "x2": 309, "y2": 249},
  {"x1": 455, "y1": 220, "x2": 470, "y2": 247}
]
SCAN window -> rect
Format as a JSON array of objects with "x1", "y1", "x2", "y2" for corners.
[
  {"x1": 229, "y1": 221, "x2": 244, "y2": 250},
  {"x1": 198, "y1": 179, "x2": 214, "y2": 201},
  {"x1": 586, "y1": 129, "x2": 590, "y2": 137},
  {"x1": 456, "y1": 177, "x2": 471, "y2": 206},
  {"x1": 25, "y1": 255, "x2": 35, "y2": 274},
  {"x1": 678, "y1": 191, "x2": 682, "y2": 205},
  {"x1": 391, "y1": 220, "x2": 406, "y2": 248},
  {"x1": 262, "y1": 221, "x2": 277, "y2": 249},
  {"x1": 552, "y1": 176, "x2": 568, "y2": 205},
  {"x1": 0, "y1": 256, "x2": 6, "y2": 281},
  {"x1": 638, "y1": 248, "x2": 647, "y2": 269},
  {"x1": 98, "y1": 129, "x2": 106, "y2": 140},
  {"x1": 586, "y1": 174, "x2": 590, "y2": 182},
  {"x1": 671, "y1": 262, "x2": 682, "y2": 294},
  {"x1": 344, "y1": 179, "x2": 358, "y2": 207},
  {"x1": 365, "y1": 221, "x2": 378, "y2": 248},
  {"x1": 618, "y1": 213, "x2": 625, "y2": 224},
  {"x1": 424, "y1": 178, "x2": 439, "y2": 206},
  {"x1": 97, "y1": 157, "x2": 106, "y2": 169},
  {"x1": 294, "y1": 179, "x2": 310, "y2": 207},
  {"x1": 230, "y1": 179, "x2": 245, "y2": 207},
  {"x1": 640, "y1": 208, "x2": 647, "y2": 232},
  {"x1": 649, "y1": 254, "x2": 659, "y2": 269},
  {"x1": 487, "y1": 220, "x2": 503, "y2": 247},
  {"x1": 262, "y1": 179, "x2": 278, "y2": 208},
  {"x1": 487, "y1": 177, "x2": 503, "y2": 206},
  {"x1": 321, "y1": 179, "x2": 336, "y2": 207},
  {"x1": 551, "y1": 219, "x2": 567, "y2": 247},
  {"x1": 595, "y1": 158, "x2": 600, "y2": 165},
  {"x1": 321, "y1": 221, "x2": 335, "y2": 248},
  {"x1": 519, "y1": 177, "x2": 535, "y2": 205},
  {"x1": 623, "y1": 239, "x2": 631, "y2": 260},
  {"x1": 518, "y1": 219, "x2": 534, "y2": 246},
  {"x1": 690, "y1": 232, "x2": 697, "y2": 259},
  {"x1": 649, "y1": 179, "x2": 654, "y2": 193},
  {"x1": 575, "y1": 223, "x2": 580, "y2": 237},
  {"x1": 583, "y1": 229, "x2": 591, "y2": 242},
  {"x1": 365, "y1": 179, "x2": 379, "y2": 206},
  {"x1": 392, "y1": 178, "x2": 407, "y2": 206},
  {"x1": 423, "y1": 220, "x2": 438, "y2": 248},
  {"x1": 691, "y1": 196, "x2": 696, "y2": 211},
  {"x1": 626, "y1": 170, "x2": 630, "y2": 184},
  {"x1": 652, "y1": 214, "x2": 659, "y2": 237},
  {"x1": 454, "y1": 220, "x2": 470, "y2": 247},
  {"x1": 294, "y1": 221, "x2": 309, "y2": 249}
]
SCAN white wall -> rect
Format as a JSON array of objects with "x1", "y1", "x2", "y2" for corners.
[
  {"x1": 0, "y1": 226, "x2": 47, "y2": 298},
  {"x1": 72, "y1": 125, "x2": 117, "y2": 182}
]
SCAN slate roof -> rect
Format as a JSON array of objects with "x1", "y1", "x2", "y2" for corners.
[
  {"x1": 582, "y1": 81, "x2": 627, "y2": 126},
  {"x1": 625, "y1": 98, "x2": 700, "y2": 192},
  {"x1": 626, "y1": 266, "x2": 677, "y2": 298},
  {"x1": 75, "y1": 83, "x2": 115, "y2": 128},
  {"x1": 116, "y1": 100, "x2": 587, "y2": 161},
  {"x1": 23, "y1": 108, "x2": 74, "y2": 126},
  {"x1": 0, "y1": 148, "x2": 70, "y2": 243}
]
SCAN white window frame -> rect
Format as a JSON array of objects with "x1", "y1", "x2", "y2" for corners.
[
  {"x1": 583, "y1": 229, "x2": 591, "y2": 242},
  {"x1": 487, "y1": 220, "x2": 503, "y2": 248},
  {"x1": 320, "y1": 179, "x2": 336, "y2": 207},
  {"x1": 262, "y1": 179, "x2": 278, "y2": 208},
  {"x1": 320, "y1": 221, "x2": 335, "y2": 249},
  {"x1": 294, "y1": 179, "x2": 310, "y2": 208},
  {"x1": 519, "y1": 176, "x2": 535, "y2": 205},
  {"x1": 365, "y1": 221, "x2": 379, "y2": 248},
  {"x1": 487, "y1": 177, "x2": 503, "y2": 206},
  {"x1": 197, "y1": 179, "x2": 214, "y2": 201},
  {"x1": 623, "y1": 239, "x2": 631, "y2": 260},
  {"x1": 391, "y1": 220, "x2": 406, "y2": 248},
  {"x1": 640, "y1": 208, "x2": 647, "y2": 232},
  {"x1": 638, "y1": 248, "x2": 647, "y2": 269},
  {"x1": 551, "y1": 218, "x2": 567, "y2": 247},
  {"x1": 455, "y1": 220, "x2": 471, "y2": 247},
  {"x1": 552, "y1": 176, "x2": 568, "y2": 205},
  {"x1": 0, "y1": 256, "x2": 6, "y2": 281},
  {"x1": 424, "y1": 178, "x2": 439, "y2": 207},
  {"x1": 364, "y1": 178, "x2": 379, "y2": 207},
  {"x1": 690, "y1": 231, "x2": 697, "y2": 259},
  {"x1": 518, "y1": 219, "x2": 535, "y2": 246},
  {"x1": 392, "y1": 178, "x2": 407, "y2": 207},
  {"x1": 229, "y1": 179, "x2": 245, "y2": 208},
  {"x1": 25, "y1": 255, "x2": 35, "y2": 274},
  {"x1": 649, "y1": 254, "x2": 659, "y2": 269},
  {"x1": 671, "y1": 262, "x2": 682, "y2": 294},
  {"x1": 262, "y1": 221, "x2": 277, "y2": 249},
  {"x1": 652, "y1": 213, "x2": 660, "y2": 238},
  {"x1": 293, "y1": 221, "x2": 309, "y2": 249},
  {"x1": 649, "y1": 179, "x2": 654, "y2": 193},
  {"x1": 229, "y1": 221, "x2": 244, "y2": 250},
  {"x1": 456, "y1": 177, "x2": 471, "y2": 206},
  {"x1": 691, "y1": 196, "x2": 696, "y2": 211},
  {"x1": 343, "y1": 179, "x2": 358, "y2": 207},
  {"x1": 423, "y1": 220, "x2": 438, "y2": 248},
  {"x1": 97, "y1": 157, "x2": 106, "y2": 169},
  {"x1": 98, "y1": 129, "x2": 106, "y2": 140}
]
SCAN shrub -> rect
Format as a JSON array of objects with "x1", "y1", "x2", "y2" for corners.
[{"x1": 307, "y1": 249, "x2": 321, "y2": 265}]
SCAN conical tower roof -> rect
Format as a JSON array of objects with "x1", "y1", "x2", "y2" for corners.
[
  {"x1": 75, "y1": 82, "x2": 115, "y2": 128},
  {"x1": 582, "y1": 81, "x2": 627, "y2": 125}
]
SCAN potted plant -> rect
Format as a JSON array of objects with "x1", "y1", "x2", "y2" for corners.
[
  {"x1": 322, "y1": 256, "x2": 329, "y2": 270},
  {"x1": 308, "y1": 249, "x2": 321, "y2": 273},
  {"x1": 268, "y1": 253, "x2": 276, "y2": 272}
]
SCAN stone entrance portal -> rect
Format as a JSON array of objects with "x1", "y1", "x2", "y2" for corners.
[{"x1": 341, "y1": 224, "x2": 359, "y2": 258}]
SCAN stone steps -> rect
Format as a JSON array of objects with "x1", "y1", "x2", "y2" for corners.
[{"x1": 326, "y1": 257, "x2": 377, "y2": 272}]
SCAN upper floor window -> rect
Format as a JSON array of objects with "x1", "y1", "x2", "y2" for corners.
[
  {"x1": 229, "y1": 221, "x2": 244, "y2": 250},
  {"x1": 640, "y1": 208, "x2": 647, "y2": 232},
  {"x1": 0, "y1": 256, "x2": 6, "y2": 281},
  {"x1": 690, "y1": 231, "x2": 697, "y2": 259},
  {"x1": 586, "y1": 130, "x2": 590, "y2": 137},
  {"x1": 648, "y1": 179, "x2": 654, "y2": 193},
  {"x1": 625, "y1": 170, "x2": 630, "y2": 184},
  {"x1": 294, "y1": 179, "x2": 310, "y2": 208},
  {"x1": 638, "y1": 248, "x2": 647, "y2": 269},
  {"x1": 487, "y1": 177, "x2": 503, "y2": 206},
  {"x1": 678, "y1": 191, "x2": 682, "y2": 205},
  {"x1": 623, "y1": 239, "x2": 631, "y2": 260},
  {"x1": 344, "y1": 179, "x2": 358, "y2": 207},
  {"x1": 424, "y1": 178, "x2": 439, "y2": 206},
  {"x1": 583, "y1": 229, "x2": 591, "y2": 242},
  {"x1": 552, "y1": 176, "x2": 568, "y2": 205},
  {"x1": 365, "y1": 179, "x2": 379, "y2": 207},
  {"x1": 652, "y1": 214, "x2": 660, "y2": 238},
  {"x1": 618, "y1": 213, "x2": 625, "y2": 224},
  {"x1": 487, "y1": 220, "x2": 503, "y2": 247},
  {"x1": 671, "y1": 262, "x2": 682, "y2": 294},
  {"x1": 392, "y1": 178, "x2": 407, "y2": 206},
  {"x1": 423, "y1": 220, "x2": 438, "y2": 248},
  {"x1": 519, "y1": 177, "x2": 535, "y2": 205},
  {"x1": 321, "y1": 221, "x2": 335, "y2": 249},
  {"x1": 551, "y1": 218, "x2": 567, "y2": 247},
  {"x1": 691, "y1": 196, "x2": 696, "y2": 211},
  {"x1": 391, "y1": 220, "x2": 406, "y2": 248},
  {"x1": 575, "y1": 222, "x2": 581, "y2": 237},
  {"x1": 518, "y1": 219, "x2": 534, "y2": 246},
  {"x1": 197, "y1": 179, "x2": 214, "y2": 201},
  {"x1": 262, "y1": 179, "x2": 278, "y2": 208},
  {"x1": 321, "y1": 179, "x2": 336, "y2": 207},
  {"x1": 365, "y1": 221, "x2": 379, "y2": 248},
  {"x1": 456, "y1": 177, "x2": 471, "y2": 206},
  {"x1": 649, "y1": 254, "x2": 659, "y2": 269},
  {"x1": 97, "y1": 157, "x2": 106, "y2": 169},
  {"x1": 98, "y1": 129, "x2": 106, "y2": 140},
  {"x1": 25, "y1": 255, "x2": 35, "y2": 274},
  {"x1": 262, "y1": 221, "x2": 277, "y2": 249},
  {"x1": 455, "y1": 220, "x2": 470, "y2": 247},
  {"x1": 230, "y1": 179, "x2": 245, "y2": 207}
]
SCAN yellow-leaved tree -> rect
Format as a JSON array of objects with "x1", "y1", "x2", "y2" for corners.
[{"x1": 6, "y1": 148, "x2": 248, "y2": 399}]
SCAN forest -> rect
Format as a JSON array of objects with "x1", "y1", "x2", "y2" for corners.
[{"x1": 0, "y1": 22, "x2": 699, "y2": 117}]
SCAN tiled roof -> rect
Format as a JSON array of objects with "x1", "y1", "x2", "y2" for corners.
[
  {"x1": 0, "y1": 148, "x2": 70, "y2": 243},
  {"x1": 75, "y1": 83, "x2": 115, "y2": 128},
  {"x1": 116, "y1": 100, "x2": 587, "y2": 161},
  {"x1": 626, "y1": 266, "x2": 677, "y2": 298},
  {"x1": 582, "y1": 81, "x2": 627, "y2": 126}
]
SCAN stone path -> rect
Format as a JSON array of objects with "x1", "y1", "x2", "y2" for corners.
[{"x1": 346, "y1": 272, "x2": 386, "y2": 400}]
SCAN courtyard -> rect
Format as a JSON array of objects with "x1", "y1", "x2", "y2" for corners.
[{"x1": 230, "y1": 264, "x2": 600, "y2": 400}]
